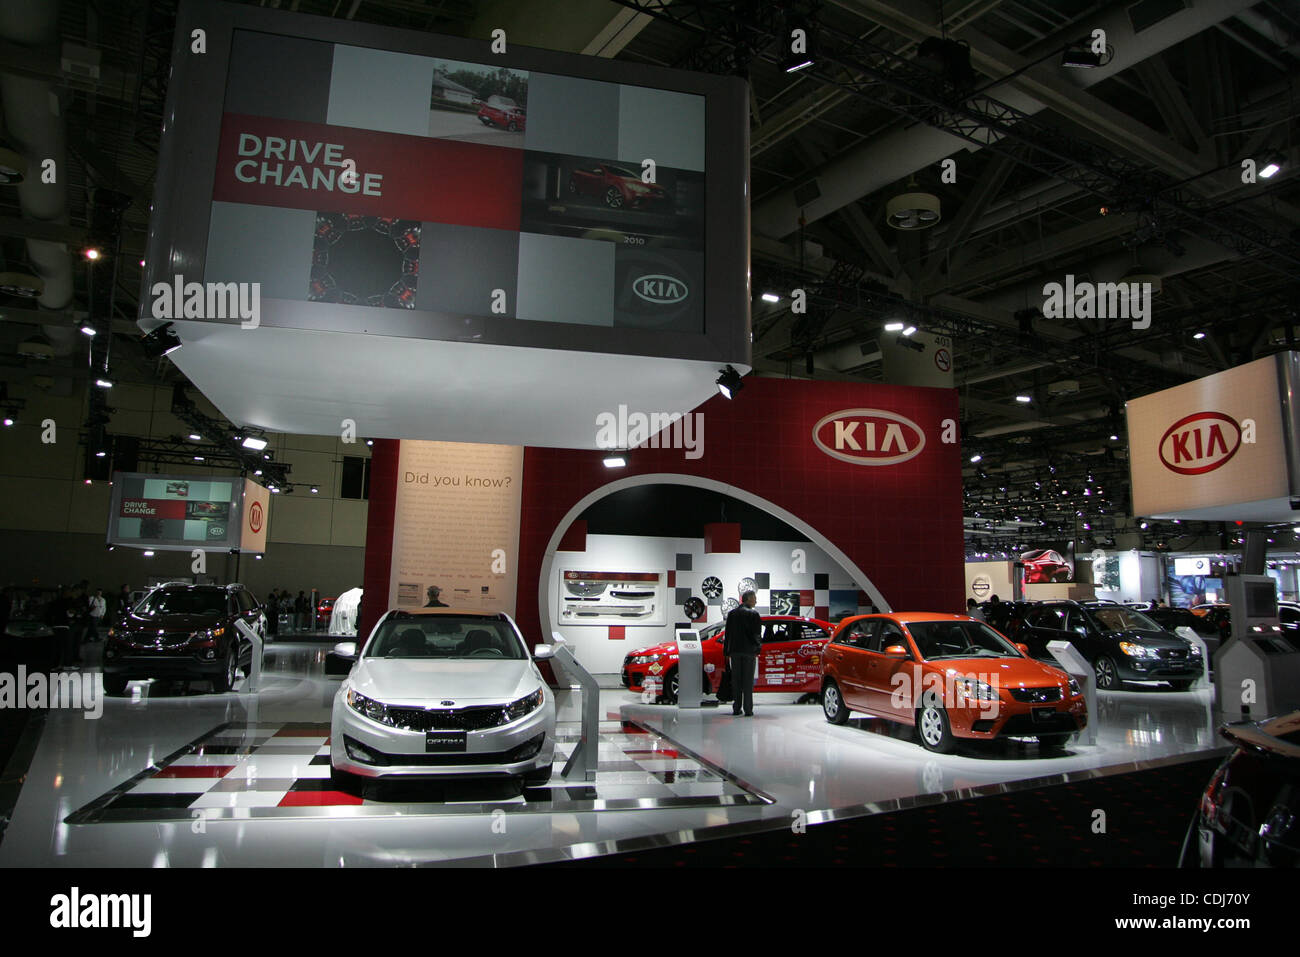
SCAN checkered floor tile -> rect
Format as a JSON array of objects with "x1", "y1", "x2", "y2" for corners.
[{"x1": 65, "y1": 720, "x2": 768, "y2": 824}]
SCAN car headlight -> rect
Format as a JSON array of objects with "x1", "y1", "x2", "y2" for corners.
[
  {"x1": 1068, "y1": 677, "x2": 1081, "y2": 696},
  {"x1": 346, "y1": 687, "x2": 388, "y2": 723},
  {"x1": 629, "y1": 654, "x2": 662, "y2": 665},
  {"x1": 1188, "y1": 643, "x2": 1203, "y2": 656},
  {"x1": 955, "y1": 677, "x2": 998, "y2": 701},
  {"x1": 505, "y1": 688, "x2": 544, "y2": 722},
  {"x1": 1118, "y1": 641, "x2": 1156, "y2": 658}
]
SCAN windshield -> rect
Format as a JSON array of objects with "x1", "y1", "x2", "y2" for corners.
[
  {"x1": 907, "y1": 620, "x2": 1022, "y2": 660},
  {"x1": 365, "y1": 616, "x2": 526, "y2": 660},
  {"x1": 1091, "y1": 607, "x2": 1161, "y2": 633},
  {"x1": 136, "y1": 590, "x2": 226, "y2": 617}
]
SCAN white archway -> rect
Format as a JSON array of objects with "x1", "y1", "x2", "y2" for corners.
[{"x1": 538, "y1": 473, "x2": 891, "y2": 652}]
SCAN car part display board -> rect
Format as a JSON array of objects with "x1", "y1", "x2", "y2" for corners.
[{"x1": 558, "y1": 570, "x2": 665, "y2": 626}]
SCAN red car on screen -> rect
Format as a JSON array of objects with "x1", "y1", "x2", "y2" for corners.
[
  {"x1": 476, "y1": 95, "x2": 526, "y2": 131},
  {"x1": 622, "y1": 615, "x2": 833, "y2": 701},
  {"x1": 1021, "y1": 548, "x2": 1072, "y2": 583},
  {"x1": 567, "y1": 162, "x2": 669, "y2": 210}
]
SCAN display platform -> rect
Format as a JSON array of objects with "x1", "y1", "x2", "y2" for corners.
[{"x1": 0, "y1": 641, "x2": 1230, "y2": 867}]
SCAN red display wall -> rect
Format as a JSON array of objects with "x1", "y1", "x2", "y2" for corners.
[{"x1": 362, "y1": 378, "x2": 963, "y2": 643}]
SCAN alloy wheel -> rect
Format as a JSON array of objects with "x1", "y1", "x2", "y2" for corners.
[
  {"x1": 920, "y1": 707, "x2": 944, "y2": 746},
  {"x1": 823, "y1": 684, "x2": 840, "y2": 718}
]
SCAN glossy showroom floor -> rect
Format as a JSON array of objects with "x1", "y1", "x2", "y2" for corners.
[{"x1": 0, "y1": 640, "x2": 1228, "y2": 867}]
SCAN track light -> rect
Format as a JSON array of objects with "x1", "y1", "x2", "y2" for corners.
[
  {"x1": 141, "y1": 322, "x2": 182, "y2": 358},
  {"x1": 602, "y1": 455, "x2": 627, "y2": 468},
  {"x1": 716, "y1": 365, "x2": 744, "y2": 399},
  {"x1": 84, "y1": 248, "x2": 101, "y2": 261},
  {"x1": 80, "y1": 325, "x2": 96, "y2": 337},
  {"x1": 95, "y1": 378, "x2": 112, "y2": 389},
  {"x1": 241, "y1": 435, "x2": 268, "y2": 451},
  {"x1": 1259, "y1": 153, "x2": 1283, "y2": 179},
  {"x1": 760, "y1": 292, "x2": 781, "y2": 303},
  {"x1": 901, "y1": 325, "x2": 917, "y2": 337},
  {"x1": 884, "y1": 321, "x2": 905, "y2": 332}
]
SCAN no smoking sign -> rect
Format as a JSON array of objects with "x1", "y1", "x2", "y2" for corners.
[{"x1": 934, "y1": 348, "x2": 951, "y2": 372}]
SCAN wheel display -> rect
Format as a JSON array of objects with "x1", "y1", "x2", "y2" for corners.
[
  {"x1": 822, "y1": 680, "x2": 849, "y2": 724},
  {"x1": 701, "y1": 576, "x2": 723, "y2": 599},
  {"x1": 682, "y1": 596, "x2": 705, "y2": 619},
  {"x1": 1094, "y1": 655, "x2": 1120, "y2": 691}
]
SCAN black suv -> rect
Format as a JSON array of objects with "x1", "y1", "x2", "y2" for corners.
[
  {"x1": 1020, "y1": 600, "x2": 1204, "y2": 691},
  {"x1": 103, "y1": 583, "x2": 266, "y2": 694}
]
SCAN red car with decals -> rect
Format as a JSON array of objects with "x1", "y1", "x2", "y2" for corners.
[{"x1": 622, "y1": 615, "x2": 833, "y2": 701}]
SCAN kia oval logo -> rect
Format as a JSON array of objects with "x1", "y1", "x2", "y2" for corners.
[
  {"x1": 632, "y1": 274, "x2": 688, "y2": 305},
  {"x1": 248, "y1": 501, "x2": 263, "y2": 533},
  {"x1": 1158, "y1": 411, "x2": 1242, "y2": 475},
  {"x1": 441, "y1": 700, "x2": 455, "y2": 706},
  {"x1": 811, "y1": 409, "x2": 926, "y2": 465}
]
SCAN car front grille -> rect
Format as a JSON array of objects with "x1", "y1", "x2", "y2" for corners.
[
  {"x1": 344, "y1": 733, "x2": 544, "y2": 767},
  {"x1": 1157, "y1": 648, "x2": 1187, "y2": 660},
  {"x1": 1009, "y1": 686, "x2": 1062, "y2": 703},
  {"x1": 383, "y1": 704, "x2": 508, "y2": 733}
]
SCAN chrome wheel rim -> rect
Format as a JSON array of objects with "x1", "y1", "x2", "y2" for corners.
[
  {"x1": 921, "y1": 707, "x2": 944, "y2": 745},
  {"x1": 824, "y1": 685, "x2": 839, "y2": 717},
  {"x1": 226, "y1": 653, "x2": 236, "y2": 688},
  {"x1": 1096, "y1": 658, "x2": 1115, "y2": 689}
]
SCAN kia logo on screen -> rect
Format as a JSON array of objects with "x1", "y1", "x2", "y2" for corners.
[
  {"x1": 812, "y1": 409, "x2": 926, "y2": 465},
  {"x1": 632, "y1": 274, "x2": 688, "y2": 305},
  {"x1": 248, "y1": 501, "x2": 264, "y2": 533},
  {"x1": 1158, "y1": 411, "x2": 1242, "y2": 475}
]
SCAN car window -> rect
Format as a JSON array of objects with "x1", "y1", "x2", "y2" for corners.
[
  {"x1": 1090, "y1": 607, "x2": 1161, "y2": 632},
  {"x1": 365, "y1": 616, "x2": 527, "y2": 659},
  {"x1": 763, "y1": 621, "x2": 795, "y2": 644},
  {"x1": 877, "y1": 622, "x2": 908, "y2": 654},
  {"x1": 136, "y1": 590, "x2": 227, "y2": 617},
  {"x1": 907, "y1": 621, "x2": 1021, "y2": 659},
  {"x1": 800, "y1": 623, "x2": 829, "y2": 641},
  {"x1": 1065, "y1": 608, "x2": 1090, "y2": 634},
  {"x1": 1030, "y1": 606, "x2": 1068, "y2": 629},
  {"x1": 835, "y1": 618, "x2": 878, "y2": 648}
]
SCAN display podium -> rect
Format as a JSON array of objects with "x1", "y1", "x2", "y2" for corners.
[
  {"x1": 233, "y1": 619, "x2": 264, "y2": 693},
  {"x1": 1046, "y1": 640, "x2": 1097, "y2": 746},
  {"x1": 675, "y1": 630, "x2": 704, "y2": 709},
  {"x1": 1216, "y1": 574, "x2": 1300, "y2": 718},
  {"x1": 548, "y1": 633, "x2": 600, "y2": 782}
]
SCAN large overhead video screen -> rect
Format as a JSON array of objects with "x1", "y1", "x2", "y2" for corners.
[
  {"x1": 147, "y1": 2, "x2": 748, "y2": 360},
  {"x1": 107, "y1": 474, "x2": 241, "y2": 551}
]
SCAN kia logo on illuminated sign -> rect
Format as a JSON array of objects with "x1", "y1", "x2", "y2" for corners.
[
  {"x1": 1158, "y1": 412, "x2": 1242, "y2": 475},
  {"x1": 812, "y1": 409, "x2": 926, "y2": 465},
  {"x1": 632, "y1": 274, "x2": 688, "y2": 305},
  {"x1": 248, "y1": 501, "x2": 264, "y2": 533}
]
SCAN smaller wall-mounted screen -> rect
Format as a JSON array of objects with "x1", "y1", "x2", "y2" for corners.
[
  {"x1": 1020, "y1": 542, "x2": 1075, "y2": 584},
  {"x1": 108, "y1": 473, "x2": 241, "y2": 550}
]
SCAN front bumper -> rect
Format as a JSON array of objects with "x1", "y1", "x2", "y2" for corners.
[
  {"x1": 103, "y1": 649, "x2": 228, "y2": 679},
  {"x1": 954, "y1": 696, "x2": 1088, "y2": 740},
  {"x1": 1115, "y1": 655, "x2": 1204, "y2": 682},
  {"x1": 330, "y1": 692, "x2": 556, "y2": 779}
]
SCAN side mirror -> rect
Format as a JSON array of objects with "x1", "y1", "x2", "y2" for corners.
[
  {"x1": 532, "y1": 643, "x2": 555, "y2": 660},
  {"x1": 1016, "y1": 643, "x2": 1030, "y2": 656},
  {"x1": 883, "y1": 644, "x2": 909, "y2": 658},
  {"x1": 332, "y1": 641, "x2": 357, "y2": 659}
]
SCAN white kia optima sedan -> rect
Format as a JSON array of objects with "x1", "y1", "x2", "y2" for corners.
[{"x1": 331, "y1": 609, "x2": 557, "y2": 788}]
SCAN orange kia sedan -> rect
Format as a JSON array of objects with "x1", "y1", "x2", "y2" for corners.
[{"x1": 821, "y1": 613, "x2": 1087, "y2": 753}]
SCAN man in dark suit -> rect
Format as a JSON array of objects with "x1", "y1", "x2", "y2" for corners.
[{"x1": 723, "y1": 590, "x2": 762, "y2": 716}]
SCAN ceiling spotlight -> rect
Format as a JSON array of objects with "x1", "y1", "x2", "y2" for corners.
[
  {"x1": 969, "y1": 453, "x2": 982, "y2": 463},
  {"x1": 1192, "y1": 331, "x2": 1206, "y2": 340},
  {"x1": 1140, "y1": 521, "x2": 1149, "y2": 529},
  {"x1": 268, "y1": 485, "x2": 279, "y2": 493},
  {"x1": 603, "y1": 455, "x2": 627, "y2": 468},
  {"x1": 241, "y1": 435, "x2": 268, "y2": 451},
  {"x1": 80, "y1": 325, "x2": 96, "y2": 337},
  {"x1": 95, "y1": 450, "x2": 106, "y2": 458},
  {"x1": 365, "y1": 439, "x2": 374, "y2": 447},
  {"x1": 84, "y1": 248, "x2": 101, "y2": 261},
  {"x1": 1110, "y1": 434, "x2": 1119, "y2": 441},
  {"x1": 2, "y1": 414, "x2": 13, "y2": 427},
  {"x1": 884, "y1": 321, "x2": 905, "y2": 332},
  {"x1": 189, "y1": 433, "x2": 201, "y2": 441},
  {"x1": 716, "y1": 365, "x2": 744, "y2": 399},
  {"x1": 1015, "y1": 395, "x2": 1031, "y2": 403},
  {"x1": 95, "y1": 378, "x2": 112, "y2": 389},
  {"x1": 760, "y1": 292, "x2": 781, "y2": 303},
  {"x1": 141, "y1": 321, "x2": 182, "y2": 358},
  {"x1": 193, "y1": 456, "x2": 204, "y2": 461},
  {"x1": 1259, "y1": 154, "x2": 1283, "y2": 179},
  {"x1": 143, "y1": 550, "x2": 154, "y2": 557},
  {"x1": 901, "y1": 325, "x2": 917, "y2": 336},
  {"x1": 254, "y1": 469, "x2": 263, "y2": 476},
  {"x1": 310, "y1": 486, "x2": 319, "y2": 494},
  {"x1": 886, "y1": 180, "x2": 941, "y2": 230},
  {"x1": 262, "y1": 453, "x2": 271, "y2": 460}
]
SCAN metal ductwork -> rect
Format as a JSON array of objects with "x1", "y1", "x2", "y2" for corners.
[
  {"x1": 753, "y1": 0, "x2": 1259, "y2": 239},
  {"x1": 1, "y1": 0, "x2": 75, "y2": 355}
]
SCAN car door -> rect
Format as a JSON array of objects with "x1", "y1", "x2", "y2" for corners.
[
  {"x1": 824, "y1": 619, "x2": 878, "y2": 710},
  {"x1": 1065, "y1": 607, "x2": 1100, "y2": 663},
  {"x1": 861, "y1": 621, "x2": 917, "y2": 718},
  {"x1": 756, "y1": 620, "x2": 800, "y2": 690},
  {"x1": 792, "y1": 621, "x2": 831, "y2": 692},
  {"x1": 1022, "y1": 605, "x2": 1069, "y2": 660}
]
